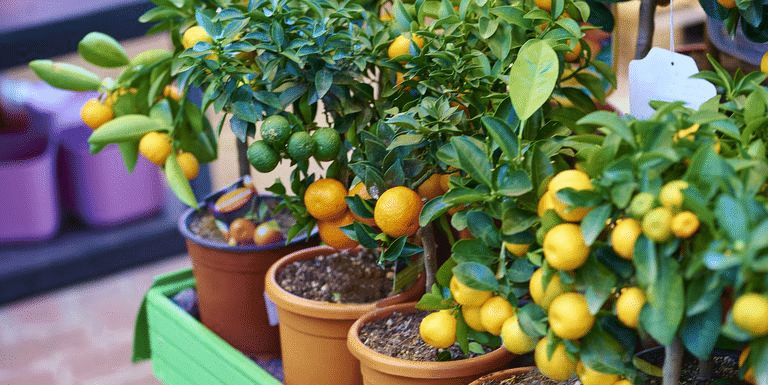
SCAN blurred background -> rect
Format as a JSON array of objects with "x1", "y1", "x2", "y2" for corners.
[{"x1": 0, "y1": 0, "x2": 744, "y2": 383}]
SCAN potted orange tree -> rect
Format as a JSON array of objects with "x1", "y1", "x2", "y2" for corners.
[{"x1": 420, "y1": 50, "x2": 768, "y2": 384}]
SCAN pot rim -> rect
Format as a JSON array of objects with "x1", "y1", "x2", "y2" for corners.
[
  {"x1": 264, "y1": 245, "x2": 425, "y2": 320},
  {"x1": 468, "y1": 366, "x2": 537, "y2": 385},
  {"x1": 346, "y1": 301, "x2": 515, "y2": 378},
  {"x1": 178, "y1": 194, "x2": 315, "y2": 252}
]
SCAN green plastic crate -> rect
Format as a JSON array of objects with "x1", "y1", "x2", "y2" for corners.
[{"x1": 133, "y1": 268, "x2": 282, "y2": 385}]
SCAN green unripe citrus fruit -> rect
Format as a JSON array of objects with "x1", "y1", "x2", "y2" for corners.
[
  {"x1": 260, "y1": 115, "x2": 291, "y2": 148},
  {"x1": 312, "y1": 127, "x2": 342, "y2": 162},
  {"x1": 247, "y1": 140, "x2": 280, "y2": 172},
  {"x1": 287, "y1": 131, "x2": 316, "y2": 161},
  {"x1": 630, "y1": 192, "x2": 656, "y2": 218}
]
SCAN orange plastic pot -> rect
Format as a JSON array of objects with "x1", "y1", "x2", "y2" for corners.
[
  {"x1": 347, "y1": 302, "x2": 515, "y2": 385},
  {"x1": 179, "y1": 196, "x2": 317, "y2": 357},
  {"x1": 468, "y1": 367, "x2": 537, "y2": 385},
  {"x1": 264, "y1": 245, "x2": 425, "y2": 385}
]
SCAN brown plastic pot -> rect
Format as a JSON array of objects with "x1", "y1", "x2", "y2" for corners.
[
  {"x1": 347, "y1": 302, "x2": 515, "y2": 385},
  {"x1": 179, "y1": 195, "x2": 317, "y2": 357},
  {"x1": 468, "y1": 367, "x2": 536, "y2": 385},
  {"x1": 264, "y1": 245, "x2": 425, "y2": 385}
]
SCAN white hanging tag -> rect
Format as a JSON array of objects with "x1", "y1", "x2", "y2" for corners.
[
  {"x1": 264, "y1": 291, "x2": 279, "y2": 326},
  {"x1": 628, "y1": 47, "x2": 717, "y2": 120}
]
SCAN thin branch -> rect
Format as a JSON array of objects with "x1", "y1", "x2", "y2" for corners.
[
  {"x1": 663, "y1": 336, "x2": 683, "y2": 385},
  {"x1": 236, "y1": 136, "x2": 251, "y2": 178},
  {"x1": 636, "y1": 0, "x2": 657, "y2": 60},
  {"x1": 418, "y1": 223, "x2": 438, "y2": 292}
]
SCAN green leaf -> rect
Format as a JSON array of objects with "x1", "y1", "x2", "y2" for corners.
[
  {"x1": 29, "y1": 60, "x2": 102, "y2": 91},
  {"x1": 419, "y1": 196, "x2": 449, "y2": 227},
  {"x1": 716, "y1": 195, "x2": 748, "y2": 242},
  {"x1": 466, "y1": 211, "x2": 501, "y2": 247},
  {"x1": 315, "y1": 68, "x2": 333, "y2": 99},
  {"x1": 580, "y1": 327, "x2": 628, "y2": 375},
  {"x1": 640, "y1": 258, "x2": 684, "y2": 345},
  {"x1": 481, "y1": 116, "x2": 518, "y2": 159},
  {"x1": 577, "y1": 111, "x2": 635, "y2": 148},
  {"x1": 436, "y1": 257, "x2": 457, "y2": 287},
  {"x1": 680, "y1": 303, "x2": 722, "y2": 360},
  {"x1": 502, "y1": 208, "x2": 538, "y2": 236},
  {"x1": 118, "y1": 142, "x2": 139, "y2": 173},
  {"x1": 416, "y1": 291, "x2": 453, "y2": 310},
  {"x1": 453, "y1": 262, "x2": 499, "y2": 291},
  {"x1": 450, "y1": 136, "x2": 492, "y2": 187},
  {"x1": 495, "y1": 165, "x2": 532, "y2": 197},
  {"x1": 88, "y1": 115, "x2": 169, "y2": 145},
  {"x1": 580, "y1": 204, "x2": 611, "y2": 246},
  {"x1": 517, "y1": 303, "x2": 548, "y2": 337},
  {"x1": 388, "y1": 134, "x2": 425, "y2": 150},
  {"x1": 452, "y1": 239, "x2": 496, "y2": 265},
  {"x1": 633, "y1": 236, "x2": 657, "y2": 288},
  {"x1": 685, "y1": 272, "x2": 723, "y2": 316},
  {"x1": 164, "y1": 153, "x2": 198, "y2": 208},
  {"x1": 575, "y1": 256, "x2": 617, "y2": 314},
  {"x1": 78, "y1": 32, "x2": 130, "y2": 68},
  {"x1": 508, "y1": 39, "x2": 559, "y2": 121}
]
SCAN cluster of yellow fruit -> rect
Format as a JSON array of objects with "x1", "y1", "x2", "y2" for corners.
[
  {"x1": 534, "y1": 169, "x2": 637, "y2": 384},
  {"x1": 138, "y1": 131, "x2": 199, "y2": 180},
  {"x1": 304, "y1": 178, "x2": 427, "y2": 249}
]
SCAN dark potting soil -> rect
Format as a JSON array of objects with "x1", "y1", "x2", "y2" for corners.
[
  {"x1": 188, "y1": 198, "x2": 296, "y2": 243},
  {"x1": 358, "y1": 310, "x2": 494, "y2": 362},
  {"x1": 276, "y1": 248, "x2": 395, "y2": 303},
  {"x1": 476, "y1": 368, "x2": 578, "y2": 385},
  {"x1": 642, "y1": 355, "x2": 744, "y2": 385}
]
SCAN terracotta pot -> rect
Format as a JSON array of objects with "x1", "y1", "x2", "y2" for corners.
[
  {"x1": 265, "y1": 245, "x2": 426, "y2": 385},
  {"x1": 347, "y1": 302, "x2": 515, "y2": 385},
  {"x1": 468, "y1": 367, "x2": 537, "y2": 385},
  {"x1": 179, "y1": 195, "x2": 317, "y2": 356}
]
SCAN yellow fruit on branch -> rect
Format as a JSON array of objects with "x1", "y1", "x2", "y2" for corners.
[
  {"x1": 138, "y1": 131, "x2": 173, "y2": 166},
  {"x1": 564, "y1": 40, "x2": 582, "y2": 63},
  {"x1": 450, "y1": 275, "x2": 492, "y2": 307},
  {"x1": 641, "y1": 207, "x2": 674, "y2": 242},
  {"x1": 373, "y1": 186, "x2": 423, "y2": 237},
  {"x1": 348, "y1": 182, "x2": 376, "y2": 227},
  {"x1": 529, "y1": 268, "x2": 570, "y2": 310},
  {"x1": 577, "y1": 361, "x2": 620, "y2": 385},
  {"x1": 80, "y1": 98, "x2": 113, "y2": 130},
  {"x1": 500, "y1": 313, "x2": 537, "y2": 354},
  {"x1": 659, "y1": 180, "x2": 688, "y2": 209},
  {"x1": 534, "y1": 337, "x2": 577, "y2": 381},
  {"x1": 317, "y1": 210, "x2": 359, "y2": 250},
  {"x1": 417, "y1": 174, "x2": 443, "y2": 200},
  {"x1": 479, "y1": 296, "x2": 516, "y2": 336},
  {"x1": 616, "y1": 287, "x2": 646, "y2": 329},
  {"x1": 548, "y1": 292, "x2": 595, "y2": 340},
  {"x1": 537, "y1": 190, "x2": 557, "y2": 217},
  {"x1": 182, "y1": 26, "x2": 213, "y2": 49},
  {"x1": 419, "y1": 309, "x2": 457, "y2": 349},
  {"x1": 543, "y1": 223, "x2": 590, "y2": 271},
  {"x1": 611, "y1": 218, "x2": 642, "y2": 260},
  {"x1": 388, "y1": 34, "x2": 424, "y2": 60},
  {"x1": 462, "y1": 305, "x2": 485, "y2": 332},
  {"x1": 505, "y1": 243, "x2": 530, "y2": 258},
  {"x1": 739, "y1": 347, "x2": 756, "y2": 384},
  {"x1": 304, "y1": 178, "x2": 348, "y2": 221},
  {"x1": 548, "y1": 169, "x2": 593, "y2": 222},
  {"x1": 176, "y1": 152, "x2": 199, "y2": 180},
  {"x1": 733, "y1": 293, "x2": 768, "y2": 337},
  {"x1": 671, "y1": 211, "x2": 700, "y2": 239}
]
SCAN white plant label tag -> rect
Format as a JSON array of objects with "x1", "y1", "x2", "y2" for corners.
[
  {"x1": 264, "y1": 291, "x2": 279, "y2": 326},
  {"x1": 629, "y1": 47, "x2": 716, "y2": 119}
]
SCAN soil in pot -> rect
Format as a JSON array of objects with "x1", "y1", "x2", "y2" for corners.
[
  {"x1": 188, "y1": 197, "x2": 296, "y2": 243},
  {"x1": 638, "y1": 347, "x2": 749, "y2": 385},
  {"x1": 474, "y1": 368, "x2": 578, "y2": 385},
  {"x1": 358, "y1": 309, "x2": 494, "y2": 361},
  {"x1": 275, "y1": 248, "x2": 397, "y2": 303}
]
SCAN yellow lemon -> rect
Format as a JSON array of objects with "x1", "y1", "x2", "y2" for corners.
[
  {"x1": 733, "y1": 293, "x2": 768, "y2": 337},
  {"x1": 642, "y1": 207, "x2": 674, "y2": 242},
  {"x1": 548, "y1": 292, "x2": 595, "y2": 340},
  {"x1": 419, "y1": 309, "x2": 457, "y2": 349},
  {"x1": 616, "y1": 287, "x2": 646, "y2": 329},
  {"x1": 501, "y1": 314, "x2": 537, "y2": 354},
  {"x1": 577, "y1": 361, "x2": 620, "y2": 385},
  {"x1": 611, "y1": 218, "x2": 642, "y2": 260},
  {"x1": 529, "y1": 268, "x2": 570, "y2": 311},
  {"x1": 462, "y1": 306, "x2": 485, "y2": 332},
  {"x1": 534, "y1": 337, "x2": 577, "y2": 381},
  {"x1": 659, "y1": 180, "x2": 688, "y2": 209},
  {"x1": 671, "y1": 211, "x2": 700, "y2": 239},
  {"x1": 450, "y1": 276, "x2": 492, "y2": 307},
  {"x1": 480, "y1": 296, "x2": 516, "y2": 336},
  {"x1": 548, "y1": 169, "x2": 593, "y2": 222},
  {"x1": 543, "y1": 223, "x2": 590, "y2": 271}
]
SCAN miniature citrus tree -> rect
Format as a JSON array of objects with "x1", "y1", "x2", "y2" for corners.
[{"x1": 417, "y1": 49, "x2": 768, "y2": 383}]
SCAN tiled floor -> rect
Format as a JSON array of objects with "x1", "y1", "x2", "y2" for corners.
[{"x1": 0, "y1": 255, "x2": 192, "y2": 385}]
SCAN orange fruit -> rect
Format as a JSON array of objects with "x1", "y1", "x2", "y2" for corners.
[
  {"x1": 348, "y1": 182, "x2": 376, "y2": 227},
  {"x1": 671, "y1": 211, "x2": 700, "y2": 239},
  {"x1": 317, "y1": 211, "x2": 359, "y2": 250},
  {"x1": 163, "y1": 85, "x2": 181, "y2": 101},
  {"x1": 388, "y1": 34, "x2": 424, "y2": 59},
  {"x1": 374, "y1": 186, "x2": 423, "y2": 237},
  {"x1": 80, "y1": 98, "x2": 113, "y2": 130},
  {"x1": 304, "y1": 178, "x2": 348, "y2": 221},
  {"x1": 417, "y1": 174, "x2": 443, "y2": 200},
  {"x1": 535, "y1": 0, "x2": 552, "y2": 11},
  {"x1": 182, "y1": 26, "x2": 213, "y2": 49},
  {"x1": 228, "y1": 218, "x2": 255, "y2": 245},
  {"x1": 505, "y1": 243, "x2": 530, "y2": 257},
  {"x1": 548, "y1": 170, "x2": 593, "y2": 222},
  {"x1": 717, "y1": 0, "x2": 736, "y2": 8},
  {"x1": 565, "y1": 40, "x2": 582, "y2": 62},
  {"x1": 176, "y1": 152, "x2": 199, "y2": 180},
  {"x1": 138, "y1": 131, "x2": 173, "y2": 166},
  {"x1": 543, "y1": 223, "x2": 590, "y2": 271}
]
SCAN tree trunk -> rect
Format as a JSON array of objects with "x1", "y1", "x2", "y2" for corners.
[
  {"x1": 662, "y1": 337, "x2": 684, "y2": 385},
  {"x1": 696, "y1": 358, "x2": 714, "y2": 382},
  {"x1": 236, "y1": 137, "x2": 251, "y2": 178},
  {"x1": 417, "y1": 224, "x2": 437, "y2": 292},
  {"x1": 636, "y1": 0, "x2": 657, "y2": 59}
]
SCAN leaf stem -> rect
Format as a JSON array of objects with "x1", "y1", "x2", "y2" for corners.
[{"x1": 517, "y1": 118, "x2": 527, "y2": 163}]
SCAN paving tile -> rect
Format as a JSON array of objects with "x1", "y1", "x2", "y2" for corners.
[{"x1": 0, "y1": 369, "x2": 57, "y2": 385}]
